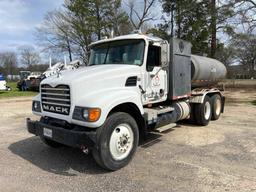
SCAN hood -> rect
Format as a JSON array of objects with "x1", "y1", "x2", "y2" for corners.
[
  {"x1": 41, "y1": 64, "x2": 141, "y2": 101},
  {"x1": 42, "y1": 64, "x2": 141, "y2": 86}
]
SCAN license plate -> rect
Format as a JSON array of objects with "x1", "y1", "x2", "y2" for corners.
[{"x1": 43, "y1": 128, "x2": 52, "y2": 138}]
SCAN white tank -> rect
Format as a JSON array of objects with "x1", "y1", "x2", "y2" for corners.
[{"x1": 191, "y1": 55, "x2": 227, "y2": 87}]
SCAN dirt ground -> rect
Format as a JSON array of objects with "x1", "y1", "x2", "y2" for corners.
[{"x1": 0, "y1": 89, "x2": 256, "y2": 192}]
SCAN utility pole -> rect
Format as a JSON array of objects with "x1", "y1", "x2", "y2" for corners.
[
  {"x1": 210, "y1": 0, "x2": 217, "y2": 58},
  {"x1": 170, "y1": 4, "x2": 174, "y2": 37}
]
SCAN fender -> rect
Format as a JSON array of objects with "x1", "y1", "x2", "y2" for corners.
[
  {"x1": 72, "y1": 87, "x2": 144, "y2": 128},
  {"x1": 189, "y1": 88, "x2": 222, "y2": 104}
]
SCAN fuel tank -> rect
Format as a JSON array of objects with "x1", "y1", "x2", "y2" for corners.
[{"x1": 191, "y1": 55, "x2": 227, "y2": 87}]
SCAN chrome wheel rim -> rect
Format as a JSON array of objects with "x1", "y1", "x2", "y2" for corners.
[
  {"x1": 109, "y1": 124, "x2": 134, "y2": 161},
  {"x1": 204, "y1": 101, "x2": 211, "y2": 120}
]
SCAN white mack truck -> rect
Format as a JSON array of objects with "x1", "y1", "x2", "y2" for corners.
[{"x1": 27, "y1": 33, "x2": 226, "y2": 170}]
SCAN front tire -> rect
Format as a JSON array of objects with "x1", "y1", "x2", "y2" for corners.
[
  {"x1": 194, "y1": 95, "x2": 212, "y2": 126},
  {"x1": 92, "y1": 112, "x2": 139, "y2": 171}
]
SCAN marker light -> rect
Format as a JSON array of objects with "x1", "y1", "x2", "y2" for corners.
[{"x1": 88, "y1": 108, "x2": 101, "y2": 122}]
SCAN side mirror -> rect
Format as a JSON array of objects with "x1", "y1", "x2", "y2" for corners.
[{"x1": 161, "y1": 40, "x2": 169, "y2": 69}]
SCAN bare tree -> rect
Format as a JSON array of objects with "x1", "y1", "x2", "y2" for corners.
[
  {"x1": 105, "y1": 1, "x2": 133, "y2": 36},
  {"x1": 36, "y1": 10, "x2": 74, "y2": 62},
  {"x1": 125, "y1": 0, "x2": 157, "y2": 30},
  {"x1": 0, "y1": 52, "x2": 17, "y2": 75},
  {"x1": 231, "y1": 33, "x2": 256, "y2": 78},
  {"x1": 36, "y1": 1, "x2": 131, "y2": 64},
  {"x1": 19, "y1": 46, "x2": 40, "y2": 68},
  {"x1": 229, "y1": 0, "x2": 256, "y2": 33},
  {"x1": 240, "y1": 0, "x2": 256, "y2": 33}
]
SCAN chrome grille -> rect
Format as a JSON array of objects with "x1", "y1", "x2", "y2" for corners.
[{"x1": 41, "y1": 84, "x2": 71, "y2": 115}]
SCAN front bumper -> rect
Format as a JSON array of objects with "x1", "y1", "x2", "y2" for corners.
[{"x1": 26, "y1": 118, "x2": 96, "y2": 148}]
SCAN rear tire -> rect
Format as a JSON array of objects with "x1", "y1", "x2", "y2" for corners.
[
  {"x1": 92, "y1": 112, "x2": 139, "y2": 171},
  {"x1": 194, "y1": 95, "x2": 212, "y2": 126},
  {"x1": 211, "y1": 94, "x2": 222, "y2": 120}
]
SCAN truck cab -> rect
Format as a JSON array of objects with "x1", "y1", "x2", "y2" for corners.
[{"x1": 27, "y1": 33, "x2": 226, "y2": 170}]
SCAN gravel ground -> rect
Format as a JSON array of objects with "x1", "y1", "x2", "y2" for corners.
[{"x1": 0, "y1": 89, "x2": 256, "y2": 192}]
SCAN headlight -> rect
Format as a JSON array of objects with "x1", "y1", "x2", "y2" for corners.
[
  {"x1": 73, "y1": 107, "x2": 101, "y2": 122},
  {"x1": 82, "y1": 109, "x2": 89, "y2": 119},
  {"x1": 32, "y1": 101, "x2": 41, "y2": 112}
]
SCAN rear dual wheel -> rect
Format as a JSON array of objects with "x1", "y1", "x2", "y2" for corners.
[
  {"x1": 194, "y1": 94, "x2": 222, "y2": 126},
  {"x1": 211, "y1": 94, "x2": 222, "y2": 120},
  {"x1": 194, "y1": 95, "x2": 212, "y2": 126}
]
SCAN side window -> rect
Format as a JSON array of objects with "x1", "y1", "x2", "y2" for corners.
[{"x1": 146, "y1": 45, "x2": 161, "y2": 71}]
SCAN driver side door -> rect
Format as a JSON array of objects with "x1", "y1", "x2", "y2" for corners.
[{"x1": 142, "y1": 45, "x2": 168, "y2": 104}]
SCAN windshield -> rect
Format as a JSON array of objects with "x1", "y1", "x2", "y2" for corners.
[{"x1": 89, "y1": 39, "x2": 145, "y2": 66}]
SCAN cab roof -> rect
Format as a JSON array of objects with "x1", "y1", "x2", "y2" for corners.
[{"x1": 89, "y1": 33, "x2": 163, "y2": 47}]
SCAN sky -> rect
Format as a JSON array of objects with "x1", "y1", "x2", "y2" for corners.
[
  {"x1": 0, "y1": 0, "x2": 250, "y2": 61},
  {"x1": 0, "y1": 0, "x2": 63, "y2": 52}
]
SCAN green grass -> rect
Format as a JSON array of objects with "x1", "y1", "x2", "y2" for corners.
[
  {"x1": 0, "y1": 82, "x2": 37, "y2": 99},
  {"x1": 251, "y1": 100, "x2": 256, "y2": 106}
]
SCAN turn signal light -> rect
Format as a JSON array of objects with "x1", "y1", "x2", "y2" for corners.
[{"x1": 88, "y1": 108, "x2": 101, "y2": 122}]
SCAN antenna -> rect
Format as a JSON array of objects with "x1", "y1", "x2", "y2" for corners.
[
  {"x1": 49, "y1": 57, "x2": 52, "y2": 68},
  {"x1": 64, "y1": 55, "x2": 67, "y2": 68},
  {"x1": 110, "y1": 29, "x2": 114, "y2": 38}
]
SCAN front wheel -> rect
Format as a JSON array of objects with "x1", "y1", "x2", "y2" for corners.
[{"x1": 92, "y1": 112, "x2": 139, "y2": 171}]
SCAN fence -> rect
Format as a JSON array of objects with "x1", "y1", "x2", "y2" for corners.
[{"x1": 220, "y1": 79, "x2": 256, "y2": 89}]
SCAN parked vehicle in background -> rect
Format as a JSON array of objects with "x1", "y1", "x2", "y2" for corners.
[
  {"x1": 17, "y1": 61, "x2": 82, "y2": 92},
  {"x1": 0, "y1": 73, "x2": 11, "y2": 91},
  {"x1": 17, "y1": 71, "x2": 43, "y2": 92},
  {"x1": 26, "y1": 72, "x2": 42, "y2": 80},
  {"x1": 27, "y1": 33, "x2": 227, "y2": 171},
  {"x1": 17, "y1": 71, "x2": 31, "y2": 91},
  {"x1": 19, "y1": 71, "x2": 31, "y2": 80}
]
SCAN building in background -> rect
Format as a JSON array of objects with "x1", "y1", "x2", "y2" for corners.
[{"x1": 227, "y1": 65, "x2": 256, "y2": 79}]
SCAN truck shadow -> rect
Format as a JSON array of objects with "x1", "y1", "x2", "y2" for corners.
[
  {"x1": 140, "y1": 132, "x2": 165, "y2": 148},
  {"x1": 8, "y1": 128, "x2": 179, "y2": 176},
  {"x1": 139, "y1": 122, "x2": 200, "y2": 148},
  {"x1": 8, "y1": 136, "x2": 107, "y2": 176}
]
